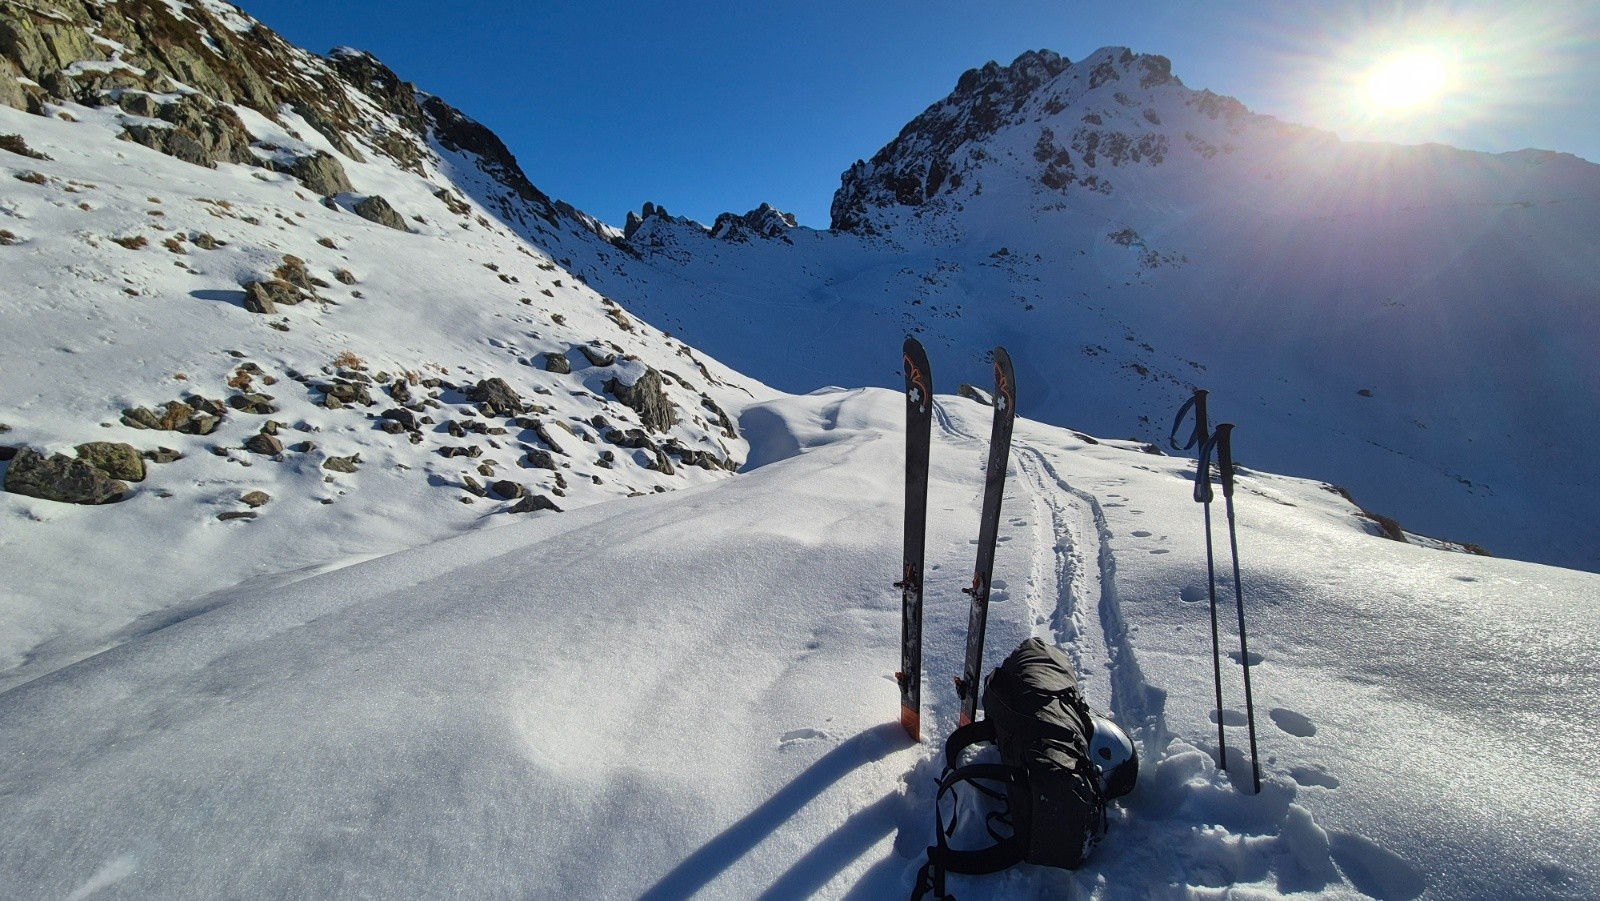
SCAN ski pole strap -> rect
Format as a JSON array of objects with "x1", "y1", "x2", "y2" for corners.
[{"x1": 1168, "y1": 389, "x2": 1209, "y2": 452}]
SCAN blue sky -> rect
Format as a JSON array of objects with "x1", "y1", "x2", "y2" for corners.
[{"x1": 235, "y1": 1, "x2": 1600, "y2": 229}]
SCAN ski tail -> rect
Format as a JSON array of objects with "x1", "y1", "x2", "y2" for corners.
[
  {"x1": 898, "y1": 337, "x2": 934, "y2": 741},
  {"x1": 957, "y1": 346, "x2": 1017, "y2": 727}
]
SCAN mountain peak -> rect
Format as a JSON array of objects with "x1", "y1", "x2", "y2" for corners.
[{"x1": 829, "y1": 46, "x2": 1218, "y2": 232}]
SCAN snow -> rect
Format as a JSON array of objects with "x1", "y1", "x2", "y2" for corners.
[
  {"x1": 3, "y1": 16, "x2": 1599, "y2": 900},
  {"x1": 3, "y1": 387, "x2": 1597, "y2": 898},
  {"x1": 584, "y1": 51, "x2": 1600, "y2": 574}
]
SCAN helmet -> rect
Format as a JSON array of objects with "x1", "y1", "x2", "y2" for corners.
[{"x1": 1089, "y1": 715, "x2": 1138, "y2": 799}]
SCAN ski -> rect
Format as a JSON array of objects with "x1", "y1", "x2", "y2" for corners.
[
  {"x1": 895, "y1": 337, "x2": 934, "y2": 741},
  {"x1": 956, "y1": 347, "x2": 1017, "y2": 727}
]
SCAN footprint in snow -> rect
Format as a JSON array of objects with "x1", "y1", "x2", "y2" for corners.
[
  {"x1": 1209, "y1": 708, "x2": 1249, "y2": 727},
  {"x1": 1179, "y1": 586, "x2": 1206, "y2": 604},
  {"x1": 778, "y1": 728, "x2": 831, "y2": 750},
  {"x1": 1328, "y1": 832, "x2": 1427, "y2": 900},
  {"x1": 1270, "y1": 708, "x2": 1317, "y2": 738},
  {"x1": 1130, "y1": 530, "x2": 1153, "y2": 538},
  {"x1": 1290, "y1": 764, "x2": 1340, "y2": 789},
  {"x1": 1148, "y1": 548, "x2": 1170, "y2": 555},
  {"x1": 1227, "y1": 649, "x2": 1264, "y2": 667}
]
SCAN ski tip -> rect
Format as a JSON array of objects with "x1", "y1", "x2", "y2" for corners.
[{"x1": 900, "y1": 705, "x2": 921, "y2": 742}]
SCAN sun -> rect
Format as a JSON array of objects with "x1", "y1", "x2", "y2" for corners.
[{"x1": 1362, "y1": 47, "x2": 1451, "y2": 110}]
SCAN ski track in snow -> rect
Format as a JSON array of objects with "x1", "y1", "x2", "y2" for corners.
[{"x1": 1012, "y1": 445, "x2": 1168, "y2": 768}]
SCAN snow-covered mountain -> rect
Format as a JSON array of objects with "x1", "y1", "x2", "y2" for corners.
[
  {"x1": 3, "y1": 5, "x2": 1600, "y2": 899},
  {"x1": 586, "y1": 49, "x2": 1600, "y2": 574},
  {"x1": 0, "y1": 0, "x2": 762, "y2": 688}
]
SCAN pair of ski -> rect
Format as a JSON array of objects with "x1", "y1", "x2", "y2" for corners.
[{"x1": 897, "y1": 337, "x2": 1016, "y2": 741}]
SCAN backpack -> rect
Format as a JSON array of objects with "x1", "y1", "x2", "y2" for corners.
[{"x1": 911, "y1": 638, "x2": 1107, "y2": 900}]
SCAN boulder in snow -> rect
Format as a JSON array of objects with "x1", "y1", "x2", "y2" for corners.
[{"x1": 3, "y1": 447, "x2": 129, "y2": 504}]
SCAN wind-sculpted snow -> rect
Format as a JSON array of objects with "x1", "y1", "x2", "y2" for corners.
[{"x1": 3, "y1": 389, "x2": 1595, "y2": 898}]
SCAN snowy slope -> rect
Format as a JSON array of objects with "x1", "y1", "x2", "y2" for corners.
[
  {"x1": 4, "y1": 8, "x2": 1599, "y2": 899},
  {"x1": 578, "y1": 49, "x2": 1600, "y2": 573},
  {"x1": 2, "y1": 388, "x2": 1596, "y2": 899},
  {"x1": 0, "y1": 98, "x2": 765, "y2": 691}
]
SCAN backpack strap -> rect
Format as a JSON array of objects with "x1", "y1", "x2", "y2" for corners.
[{"x1": 909, "y1": 721, "x2": 1027, "y2": 901}]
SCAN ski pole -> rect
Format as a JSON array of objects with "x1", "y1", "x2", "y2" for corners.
[
  {"x1": 1175, "y1": 390, "x2": 1227, "y2": 772},
  {"x1": 1215, "y1": 424, "x2": 1262, "y2": 794}
]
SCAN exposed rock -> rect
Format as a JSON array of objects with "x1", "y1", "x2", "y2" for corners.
[
  {"x1": 353, "y1": 194, "x2": 408, "y2": 231},
  {"x1": 602, "y1": 427, "x2": 656, "y2": 450},
  {"x1": 74, "y1": 442, "x2": 146, "y2": 482},
  {"x1": 0, "y1": 58, "x2": 27, "y2": 112},
  {"x1": 243, "y1": 278, "x2": 304, "y2": 313},
  {"x1": 490, "y1": 479, "x2": 523, "y2": 500},
  {"x1": 273, "y1": 255, "x2": 325, "y2": 291},
  {"x1": 4, "y1": 448, "x2": 128, "y2": 504},
  {"x1": 700, "y1": 394, "x2": 738, "y2": 439},
  {"x1": 0, "y1": 446, "x2": 17, "y2": 462},
  {"x1": 709, "y1": 203, "x2": 799, "y2": 244},
  {"x1": 217, "y1": 511, "x2": 257, "y2": 522},
  {"x1": 323, "y1": 454, "x2": 362, "y2": 473},
  {"x1": 143, "y1": 447, "x2": 183, "y2": 464},
  {"x1": 187, "y1": 395, "x2": 228, "y2": 418},
  {"x1": 228, "y1": 392, "x2": 278, "y2": 415},
  {"x1": 288, "y1": 151, "x2": 354, "y2": 196},
  {"x1": 522, "y1": 449, "x2": 556, "y2": 470},
  {"x1": 958, "y1": 384, "x2": 995, "y2": 405},
  {"x1": 0, "y1": 133, "x2": 49, "y2": 160},
  {"x1": 321, "y1": 380, "x2": 375, "y2": 407},
  {"x1": 381, "y1": 407, "x2": 420, "y2": 431},
  {"x1": 648, "y1": 448, "x2": 676, "y2": 475},
  {"x1": 543, "y1": 351, "x2": 571, "y2": 374},
  {"x1": 241, "y1": 490, "x2": 271, "y2": 508},
  {"x1": 466, "y1": 378, "x2": 524, "y2": 417},
  {"x1": 579, "y1": 345, "x2": 617, "y2": 367},
  {"x1": 509, "y1": 494, "x2": 562, "y2": 514},
  {"x1": 532, "y1": 421, "x2": 567, "y2": 455},
  {"x1": 121, "y1": 401, "x2": 220, "y2": 434},
  {"x1": 604, "y1": 368, "x2": 677, "y2": 433},
  {"x1": 419, "y1": 92, "x2": 566, "y2": 227},
  {"x1": 120, "y1": 95, "x2": 255, "y2": 168},
  {"x1": 244, "y1": 433, "x2": 283, "y2": 456}
]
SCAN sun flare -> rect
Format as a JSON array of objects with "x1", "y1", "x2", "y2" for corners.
[{"x1": 1362, "y1": 47, "x2": 1451, "y2": 110}]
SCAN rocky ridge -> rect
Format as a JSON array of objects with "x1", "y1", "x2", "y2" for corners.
[{"x1": 828, "y1": 47, "x2": 1289, "y2": 233}]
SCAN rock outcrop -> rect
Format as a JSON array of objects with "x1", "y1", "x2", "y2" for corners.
[
  {"x1": 604, "y1": 368, "x2": 677, "y2": 433},
  {"x1": 4, "y1": 447, "x2": 129, "y2": 504}
]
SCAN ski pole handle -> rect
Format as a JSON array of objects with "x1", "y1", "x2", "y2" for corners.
[
  {"x1": 1215, "y1": 423, "x2": 1236, "y2": 499},
  {"x1": 1194, "y1": 431, "x2": 1217, "y2": 504}
]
